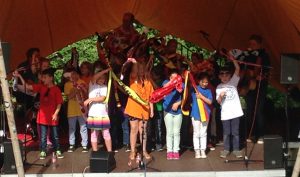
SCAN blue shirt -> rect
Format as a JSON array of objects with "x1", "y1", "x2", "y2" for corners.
[
  {"x1": 162, "y1": 80, "x2": 183, "y2": 115},
  {"x1": 191, "y1": 86, "x2": 212, "y2": 121}
]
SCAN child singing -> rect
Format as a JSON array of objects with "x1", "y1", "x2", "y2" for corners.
[
  {"x1": 124, "y1": 62, "x2": 154, "y2": 160},
  {"x1": 162, "y1": 70, "x2": 183, "y2": 160},
  {"x1": 190, "y1": 72, "x2": 212, "y2": 159},
  {"x1": 84, "y1": 68, "x2": 112, "y2": 152},
  {"x1": 14, "y1": 68, "x2": 64, "y2": 159},
  {"x1": 216, "y1": 58, "x2": 243, "y2": 158}
]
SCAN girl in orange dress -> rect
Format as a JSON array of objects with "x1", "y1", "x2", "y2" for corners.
[{"x1": 124, "y1": 62, "x2": 154, "y2": 160}]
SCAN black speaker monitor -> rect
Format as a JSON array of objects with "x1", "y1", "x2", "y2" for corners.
[
  {"x1": 90, "y1": 151, "x2": 116, "y2": 173},
  {"x1": 264, "y1": 135, "x2": 283, "y2": 169},
  {"x1": 280, "y1": 53, "x2": 300, "y2": 84},
  {"x1": 3, "y1": 140, "x2": 23, "y2": 174},
  {"x1": 0, "y1": 42, "x2": 11, "y2": 73}
]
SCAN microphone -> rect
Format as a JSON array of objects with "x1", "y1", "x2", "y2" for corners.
[
  {"x1": 26, "y1": 124, "x2": 36, "y2": 140},
  {"x1": 221, "y1": 93, "x2": 227, "y2": 105},
  {"x1": 12, "y1": 77, "x2": 18, "y2": 91}
]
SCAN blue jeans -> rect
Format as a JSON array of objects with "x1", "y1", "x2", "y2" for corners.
[
  {"x1": 222, "y1": 117, "x2": 240, "y2": 151},
  {"x1": 121, "y1": 111, "x2": 130, "y2": 145},
  {"x1": 154, "y1": 109, "x2": 163, "y2": 146},
  {"x1": 146, "y1": 109, "x2": 164, "y2": 150},
  {"x1": 40, "y1": 124, "x2": 60, "y2": 151},
  {"x1": 68, "y1": 116, "x2": 88, "y2": 146}
]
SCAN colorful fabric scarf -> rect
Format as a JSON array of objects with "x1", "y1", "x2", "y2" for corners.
[
  {"x1": 181, "y1": 71, "x2": 190, "y2": 116},
  {"x1": 189, "y1": 72, "x2": 209, "y2": 122},
  {"x1": 111, "y1": 71, "x2": 148, "y2": 106},
  {"x1": 149, "y1": 74, "x2": 183, "y2": 103}
]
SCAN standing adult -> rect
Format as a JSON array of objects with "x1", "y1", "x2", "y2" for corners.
[{"x1": 245, "y1": 34, "x2": 270, "y2": 144}]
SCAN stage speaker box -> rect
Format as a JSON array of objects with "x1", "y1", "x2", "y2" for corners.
[
  {"x1": 3, "y1": 139, "x2": 23, "y2": 174},
  {"x1": 0, "y1": 42, "x2": 11, "y2": 73},
  {"x1": 264, "y1": 135, "x2": 283, "y2": 169},
  {"x1": 280, "y1": 53, "x2": 300, "y2": 84},
  {"x1": 90, "y1": 151, "x2": 116, "y2": 173}
]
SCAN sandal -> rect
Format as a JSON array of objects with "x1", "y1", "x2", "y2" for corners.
[
  {"x1": 143, "y1": 151, "x2": 151, "y2": 160},
  {"x1": 129, "y1": 151, "x2": 136, "y2": 160}
]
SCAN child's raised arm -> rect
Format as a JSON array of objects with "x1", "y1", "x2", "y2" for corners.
[
  {"x1": 91, "y1": 68, "x2": 110, "y2": 83},
  {"x1": 232, "y1": 59, "x2": 240, "y2": 76},
  {"x1": 13, "y1": 70, "x2": 34, "y2": 91},
  {"x1": 226, "y1": 52, "x2": 240, "y2": 76}
]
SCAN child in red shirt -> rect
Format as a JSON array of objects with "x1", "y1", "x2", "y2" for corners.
[{"x1": 14, "y1": 68, "x2": 64, "y2": 159}]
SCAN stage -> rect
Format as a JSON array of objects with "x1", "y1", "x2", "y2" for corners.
[{"x1": 0, "y1": 142, "x2": 285, "y2": 177}]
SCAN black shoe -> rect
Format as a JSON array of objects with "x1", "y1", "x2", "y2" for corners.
[
  {"x1": 67, "y1": 145, "x2": 75, "y2": 152},
  {"x1": 56, "y1": 150, "x2": 64, "y2": 159},
  {"x1": 156, "y1": 144, "x2": 164, "y2": 151},
  {"x1": 82, "y1": 146, "x2": 89, "y2": 153},
  {"x1": 124, "y1": 144, "x2": 131, "y2": 152}
]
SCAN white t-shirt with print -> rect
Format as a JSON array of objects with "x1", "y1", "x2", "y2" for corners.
[
  {"x1": 216, "y1": 74, "x2": 244, "y2": 120},
  {"x1": 88, "y1": 82, "x2": 108, "y2": 117}
]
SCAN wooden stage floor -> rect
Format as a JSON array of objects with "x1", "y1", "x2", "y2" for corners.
[{"x1": 20, "y1": 142, "x2": 268, "y2": 174}]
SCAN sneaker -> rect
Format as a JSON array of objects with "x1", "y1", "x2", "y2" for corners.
[
  {"x1": 207, "y1": 143, "x2": 215, "y2": 151},
  {"x1": 195, "y1": 150, "x2": 201, "y2": 159},
  {"x1": 247, "y1": 136, "x2": 255, "y2": 143},
  {"x1": 173, "y1": 152, "x2": 180, "y2": 160},
  {"x1": 156, "y1": 144, "x2": 164, "y2": 152},
  {"x1": 200, "y1": 150, "x2": 207, "y2": 159},
  {"x1": 257, "y1": 138, "x2": 264, "y2": 144},
  {"x1": 220, "y1": 150, "x2": 230, "y2": 158},
  {"x1": 39, "y1": 151, "x2": 46, "y2": 160},
  {"x1": 67, "y1": 145, "x2": 75, "y2": 152},
  {"x1": 210, "y1": 147, "x2": 216, "y2": 151},
  {"x1": 82, "y1": 146, "x2": 89, "y2": 153},
  {"x1": 167, "y1": 152, "x2": 173, "y2": 160},
  {"x1": 246, "y1": 138, "x2": 253, "y2": 143},
  {"x1": 56, "y1": 150, "x2": 64, "y2": 159},
  {"x1": 124, "y1": 144, "x2": 131, "y2": 152},
  {"x1": 233, "y1": 150, "x2": 243, "y2": 158}
]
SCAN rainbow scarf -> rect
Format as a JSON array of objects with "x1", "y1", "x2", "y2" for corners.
[{"x1": 189, "y1": 72, "x2": 209, "y2": 122}]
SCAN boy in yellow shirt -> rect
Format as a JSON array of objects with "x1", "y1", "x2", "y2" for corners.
[{"x1": 64, "y1": 69, "x2": 88, "y2": 152}]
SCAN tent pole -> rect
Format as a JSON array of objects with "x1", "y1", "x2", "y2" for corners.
[{"x1": 0, "y1": 41, "x2": 25, "y2": 177}]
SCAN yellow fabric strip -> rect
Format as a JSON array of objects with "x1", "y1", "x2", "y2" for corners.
[
  {"x1": 181, "y1": 72, "x2": 189, "y2": 116},
  {"x1": 111, "y1": 72, "x2": 148, "y2": 106},
  {"x1": 103, "y1": 70, "x2": 112, "y2": 104}
]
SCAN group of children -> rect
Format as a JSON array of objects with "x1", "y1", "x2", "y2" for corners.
[
  {"x1": 13, "y1": 51, "x2": 245, "y2": 162},
  {"x1": 13, "y1": 58, "x2": 113, "y2": 159},
  {"x1": 160, "y1": 57, "x2": 243, "y2": 160}
]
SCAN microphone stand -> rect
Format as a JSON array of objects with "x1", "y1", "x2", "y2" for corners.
[
  {"x1": 283, "y1": 85, "x2": 291, "y2": 175},
  {"x1": 23, "y1": 123, "x2": 48, "y2": 167},
  {"x1": 127, "y1": 114, "x2": 160, "y2": 175}
]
